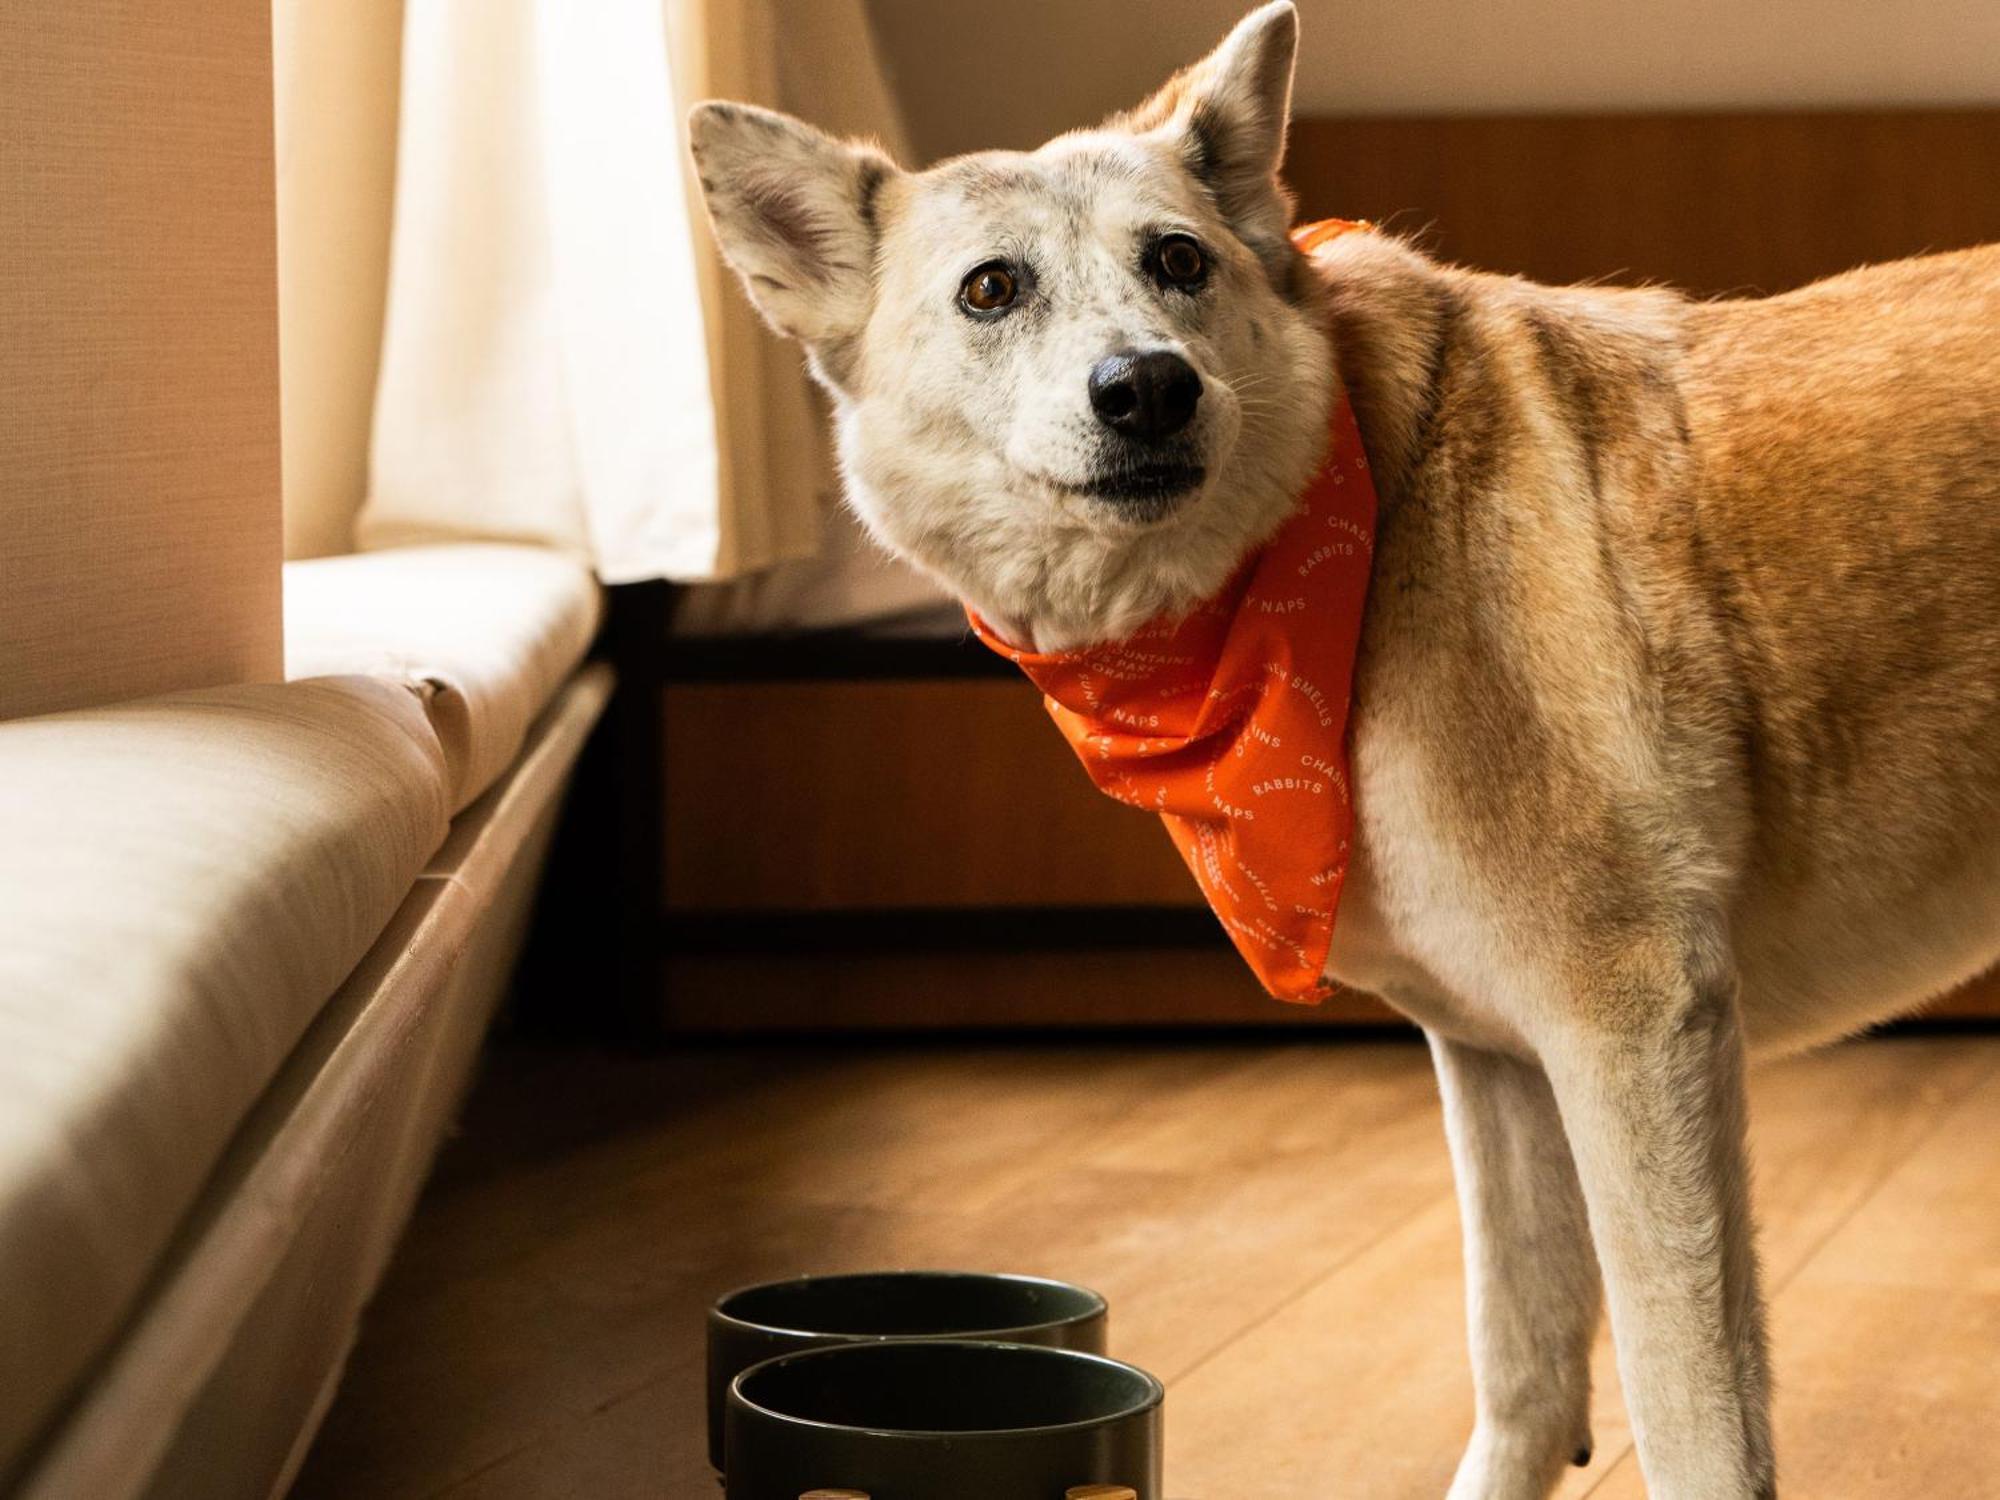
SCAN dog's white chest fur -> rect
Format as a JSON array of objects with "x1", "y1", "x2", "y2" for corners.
[{"x1": 1323, "y1": 711, "x2": 1539, "y2": 1056}]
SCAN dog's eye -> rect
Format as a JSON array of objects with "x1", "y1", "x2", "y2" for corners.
[
  {"x1": 960, "y1": 262, "x2": 1018, "y2": 315},
  {"x1": 1153, "y1": 234, "x2": 1208, "y2": 288}
]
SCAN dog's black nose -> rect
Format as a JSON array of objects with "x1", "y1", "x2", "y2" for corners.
[{"x1": 1088, "y1": 349, "x2": 1203, "y2": 442}]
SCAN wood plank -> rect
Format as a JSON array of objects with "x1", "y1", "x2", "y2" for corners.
[
  {"x1": 1287, "y1": 111, "x2": 2000, "y2": 298},
  {"x1": 663, "y1": 679, "x2": 1197, "y2": 910}
]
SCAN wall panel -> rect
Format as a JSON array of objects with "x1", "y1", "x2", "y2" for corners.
[{"x1": 1, "y1": 2, "x2": 282, "y2": 721}]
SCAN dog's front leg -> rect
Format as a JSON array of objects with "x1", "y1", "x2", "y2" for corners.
[
  {"x1": 1539, "y1": 953, "x2": 1774, "y2": 1499},
  {"x1": 1431, "y1": 1033, "x2": 1600, "y2": 1500}
]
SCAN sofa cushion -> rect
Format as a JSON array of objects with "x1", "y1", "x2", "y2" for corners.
[
  {"x1": 284, "y1": 544, "x2": 602, "y2": 813},
  {"x1": 0, "y1": 677, "x2": 451, "y2": 1477},
  {"x1": 10, "y1": 668, "x2": 615, "y2": 1500}
]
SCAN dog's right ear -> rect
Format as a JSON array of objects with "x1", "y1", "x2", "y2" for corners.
[
  {"x1": 1114, "y1": 2, "x2": 1300, "y2": 288},
  {"x1": 687, "y1": 102, "x2": 897, "y2": 371}
]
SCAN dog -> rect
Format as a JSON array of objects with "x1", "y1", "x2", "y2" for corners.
[{"x1": 688, "y1": 4, "x2": 2000, "y2": 1494}]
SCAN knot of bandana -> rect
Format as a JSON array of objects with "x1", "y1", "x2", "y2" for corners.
[{"x1": 968, "y1": 221, "x2": 1379, "y2": 1003}]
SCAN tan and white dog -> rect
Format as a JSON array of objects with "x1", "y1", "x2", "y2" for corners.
[{"x1": 688, "y1": 5, "x2": 2000, "y2": 1495}]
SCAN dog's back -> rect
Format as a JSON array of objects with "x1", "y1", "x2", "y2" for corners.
[
  {"x1": 1320, "y1": 234, "x2": 2000, "y2": 1050},
  {"x1": 1683, "y1": 246, "x2": 2000, "y2": 1041}
]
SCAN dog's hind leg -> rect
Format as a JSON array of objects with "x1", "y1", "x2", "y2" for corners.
[
  {"x1": 1538, "y1": 939, "x2": 1775, "y2": 1499},
  {"x1": 1431, "y1": 1033, "x2": 1601, "y2": 1500}
]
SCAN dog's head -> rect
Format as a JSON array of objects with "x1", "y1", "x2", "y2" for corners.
[{"x1": 689, "y1": 2, "x2": 1334, "y2": 649}]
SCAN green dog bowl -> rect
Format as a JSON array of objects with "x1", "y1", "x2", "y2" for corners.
[
  {"x1": 707, "y1": 1271, "x2": 1109, "y2": 1470},
  {"x1": 724, "y1": 1339, "x2": 1163, "y2": 1500}
]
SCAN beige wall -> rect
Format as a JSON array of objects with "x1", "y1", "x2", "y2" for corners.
[
  {"x1": 1, "y1": 2, "x2": 283, "y2": 721},
  {"x1": 867, "y1": 0, "x2": 2000, "y2": 161},
  {"x1": 274, "y1": 0, "x2": 406, "y2": 559}
]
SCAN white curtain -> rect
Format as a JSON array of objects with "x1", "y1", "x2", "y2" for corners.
[{"x1": 360, "y1": 0, "x2": 912, "y2": 585}]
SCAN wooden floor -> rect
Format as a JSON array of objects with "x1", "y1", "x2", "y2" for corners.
[{"x1": 290, "y1": 1032, "x2": 2000, "y2": 1499}]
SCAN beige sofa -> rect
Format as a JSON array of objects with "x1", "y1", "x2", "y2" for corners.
[
  {"x1": 0, "y1": 544, "x2": 607, "y2": 1499},
  {"x1": 0, "y1": 5, "x2": 668, "y2": 1496},
  {"x1": 1, "y1": 8, "x2": 618, "y2": 1490}
]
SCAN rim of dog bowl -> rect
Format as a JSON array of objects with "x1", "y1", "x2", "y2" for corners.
[
  {"x1": 726, "y1": 1338, "x2": 1164, "y2": 1441},
  {"x1": 709, "y1": 1270, "x2": 1109, "y2": 1343}
]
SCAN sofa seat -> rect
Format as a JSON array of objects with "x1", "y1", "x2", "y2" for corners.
[
  {"x1": 0, "y1": 677, "x2": 453, "y2": 1476},
  {"x1": 284, "y1": 543, "x2": 603, "y2": 813},
  {"x1": 0, "y1": 543, "x2": 605, "y2": 1494}
]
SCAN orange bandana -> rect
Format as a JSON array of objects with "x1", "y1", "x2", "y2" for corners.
[{"x1": 969, "y1": 221, "x2": 1377, "y2": 1002}]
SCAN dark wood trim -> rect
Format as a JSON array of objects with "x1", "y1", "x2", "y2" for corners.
[
  {"x1": 655, "y1": 948, "x2": 1406, "y2": 1035},
  {"x1": 664, "y1": 904, "x2": 1225, "y2": 956},
  {"x1": 652, "y1": 941, "x2": 2000, "y2": 1036},
  {"x1": 665, "y1": 625, "x2": 1010, "y2": 682}
]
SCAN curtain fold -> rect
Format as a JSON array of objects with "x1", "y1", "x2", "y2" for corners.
[{"x1": 361, "y1": 0, "x2": 911, "y2": 585}]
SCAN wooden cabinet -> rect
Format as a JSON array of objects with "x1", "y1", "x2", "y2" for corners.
[{"x1": 658, "y1": 670, "x2": 1396, "y2": 1030}]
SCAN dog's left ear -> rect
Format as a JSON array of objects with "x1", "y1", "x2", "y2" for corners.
[{"x1": 1116, "y1": 1, "x2": 1300, "y2": 285}]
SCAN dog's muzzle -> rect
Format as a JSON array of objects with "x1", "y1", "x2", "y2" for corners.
[{"x1": 1075, "y1": 349, "x2": 1207, "y2": 513}]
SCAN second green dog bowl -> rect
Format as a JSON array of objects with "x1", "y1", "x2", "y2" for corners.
[{"x1": 724, "y1": 1339, "x2": 1163, "y2": 1500}]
